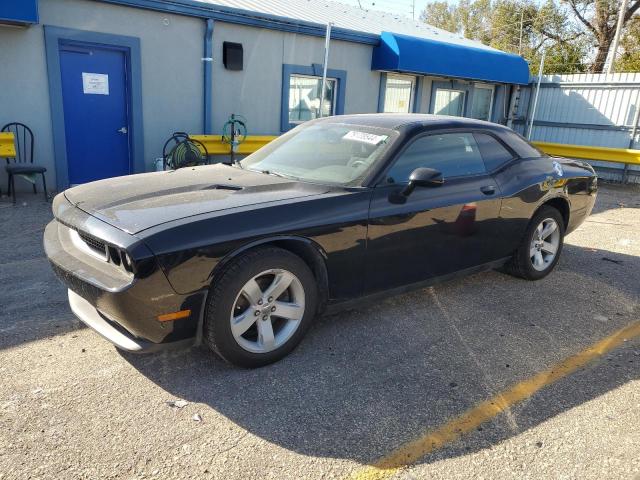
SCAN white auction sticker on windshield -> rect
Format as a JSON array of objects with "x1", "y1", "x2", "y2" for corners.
[{"x1": 343, "y1": 131, "x2": 387, "y2": 145}]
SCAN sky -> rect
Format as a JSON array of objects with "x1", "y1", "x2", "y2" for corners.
[{"x1": 336, "y1": 0, "x2": 434, "y2": 21}]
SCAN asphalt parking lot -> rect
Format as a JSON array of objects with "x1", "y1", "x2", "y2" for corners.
[{"x1": 1, "y1": 184, "x2": 639, "y2": 480}]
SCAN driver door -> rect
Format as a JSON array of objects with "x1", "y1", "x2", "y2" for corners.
[{"x1": 365, "y1": 131, "x2": 503, "y2": 294}]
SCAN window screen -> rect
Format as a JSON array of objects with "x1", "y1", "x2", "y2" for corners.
[
  {"x1": 474, "y1": 133, "x2": 514, "y2": 171},
  {"x1": 288, "y1": 75, "x2": 336, "y2": 124},
  {"x1": 384, "y1": 74, "x2": 415, "y2": 113},
  {"x1": 387, "y1": 132, "x2": 486, "y2": 183}
]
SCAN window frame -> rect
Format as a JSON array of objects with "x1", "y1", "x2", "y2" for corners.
[
  {"x1": 469, "y1": 84, "x2": 495, "y2": 121},
  {"x1": 383, "y1": 73, "x2": 416, "y2": 114},
  {"x1": 432, "y1": 88, "x2": 467, "y2": 117},
  {"x1": 376, "y1": 128, "x2": 519, "y2": 186},
  {"x1": 281, "y1": 64, "x2": 347, "y2": 132},
  {"x1": 377, "y1": 72, "x2": 422, "y2": 113},
  {"x1": 287, "y1": 74, "x2": 338, "y2": 126}
]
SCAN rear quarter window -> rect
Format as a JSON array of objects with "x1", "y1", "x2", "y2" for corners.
[
  {"x1": 473, "y1": 133, "x2": 514, "y2": 172},
  {"x1": 500, "y1": 130, "x2": 544, "y2": 159}
]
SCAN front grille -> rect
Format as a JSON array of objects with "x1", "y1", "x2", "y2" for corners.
[{"x1": 78, "y1": 232, "x2": 107, "y2": 257}]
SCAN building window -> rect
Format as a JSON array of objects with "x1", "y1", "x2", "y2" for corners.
[
  {"x1": 383, "y1": 74, "x2": 415, "y2": 113},
  {"x1": 281, "y1": 64, "x2": 347, "y2": 132},
  {"x1": 433, "y1": 88, "x2": 465, "y2": 116},
  {"x1": 288, "y1": 74, "x2": 336, "y2": 124},
  {"x1": 470, "y1": 85, "x2": 494, "y2": 121}
]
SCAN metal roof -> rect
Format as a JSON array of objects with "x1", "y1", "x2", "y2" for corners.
[{"x1": 194, "y1": 0, "x2": 498, "y2": 52}]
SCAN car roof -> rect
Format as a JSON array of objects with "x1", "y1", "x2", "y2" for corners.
[{"x1": 315, "y1": 113, "x2": 511, "y2": 132}]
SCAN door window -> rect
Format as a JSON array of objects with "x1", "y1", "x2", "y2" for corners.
[
  {"x1": 470, "y1": 86, "x2": 494, "y2": 121},
  {"x1": 383, "y1": 74, "x2": 415, "y2": 113},
  {"x1": 473, "y1": 133, "x2": 514, "y2": 171},
  {"x1": 433, "y1": 88, "x2": 465, "y2": 116},
  {"x1": 387, "y1": 132, "x2": 486, "y2": 183}
]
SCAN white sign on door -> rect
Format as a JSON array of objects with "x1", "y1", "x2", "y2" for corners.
[{"x1": 82, "y1": 72, "x2": 109, "y2": 95}]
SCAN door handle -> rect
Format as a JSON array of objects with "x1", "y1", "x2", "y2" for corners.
[
  {"x1": 480, "y1": 185, "x2": 496, "y2": 195},
  {"x1": 117, "y1": 127, "x2": 128, "y2": 134}
]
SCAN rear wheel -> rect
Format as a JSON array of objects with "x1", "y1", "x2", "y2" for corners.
[
  {"x1": 504, "y1": 206, "x2": 565, "y2": 280},
  {"x1": 204, "y1": 247, "x2": 318, "y2": 368}
]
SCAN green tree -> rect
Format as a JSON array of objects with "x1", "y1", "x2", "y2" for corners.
[
  {"x1": 563, "y1": 0, "x2": 640, "y2": 72},
  {"x1": 421, "y1": 0, "x2": 589, "y2": 74},
  {"x1": 420, "y1": 1, "x2": 458, "y2": 33},
  {"x1": 614, "y1": 15, "x2": 640, "y2": 71}
]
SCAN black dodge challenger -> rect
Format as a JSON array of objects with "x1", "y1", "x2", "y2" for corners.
[{"x1": 44, "y1": 114, "x2": 597, "y2": 367}]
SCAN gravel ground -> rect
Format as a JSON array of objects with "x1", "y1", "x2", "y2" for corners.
[{"x1": 0, "y1": 184, "x2": 638, "y2": 480}]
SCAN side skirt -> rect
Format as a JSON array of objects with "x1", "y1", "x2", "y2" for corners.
[{"x1": 324, "y1": 257, "x2": 511, "y2": 315}]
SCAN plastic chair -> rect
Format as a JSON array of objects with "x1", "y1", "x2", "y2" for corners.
[{"x1": 1, "y1": 122, "x2": 48, "y2": 203}]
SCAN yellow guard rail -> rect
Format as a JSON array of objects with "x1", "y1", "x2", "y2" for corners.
[
  {"x1": 532, "y1": 141, "x2": 640, "y2": 165},
  {"x1": 189, "y1": 135, "x2": 277, "y2": 155},
  {"x1": 188, "y1": 134, "x2": 640, "y2": 166},
  {"x1": 0, "y1": 132, "x2": 16, "y2": 158}
]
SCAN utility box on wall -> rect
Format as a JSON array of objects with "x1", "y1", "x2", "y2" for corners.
[{"x1": 0, "y1": 0, "x2": 39, "y2": 26}]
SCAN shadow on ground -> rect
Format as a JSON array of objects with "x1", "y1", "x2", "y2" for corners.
[
  {"x1": 0, "y1": 200, "x2": 81, "y2": 351},
  {"x1": 121, "y1": 242, "x2": 639, "y2": 465},
  {"x1": 1, "y1": 187, "x2": 638, "y2": 468}
]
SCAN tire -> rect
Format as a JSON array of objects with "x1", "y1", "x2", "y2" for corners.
[
  {"x1": 504, "y1": 205, "x2": 565, "y2": 281},
  {"x1": 204, "y1": 247, "x2": 318, "y2": 368}
]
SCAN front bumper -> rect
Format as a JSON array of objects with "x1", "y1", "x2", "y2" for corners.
[
  {"x1": 67, "y1": 289, "x2": 193, "y2": 352},
  {"x1": 44, "y1": 196, "x2": 206, "y2": 351}
]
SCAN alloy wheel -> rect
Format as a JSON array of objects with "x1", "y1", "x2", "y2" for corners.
[
  {"x1": 529, "y1": 217, "x2": 560, "y2": 271},
  {"x1": 230, "y1": 269, "x2": 306, "y2": 353}
]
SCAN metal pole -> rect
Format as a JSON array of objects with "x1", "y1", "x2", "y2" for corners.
[
  {"x1": 623, "y1": 90, "x2": 640, "y2": 182},
  {"x1": 518, "y1": 9, "x2": 524, "y2": 55},
  {"x1": 607, "y1": 0, "x2": 629, "y2": 75},
  {"x1": 629, "y1": 91, "x2": 640, "y2": 148},
  {"x1": 319, "y1": 22, "x2": 332, "y2": 119},
  {"x1": 527, "y1": 50, "x2": 545, "y2": 140}
]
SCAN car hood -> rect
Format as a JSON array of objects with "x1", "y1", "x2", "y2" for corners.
[{"x1": 64, "y1": 164, "x2": 331, "y2": 234}]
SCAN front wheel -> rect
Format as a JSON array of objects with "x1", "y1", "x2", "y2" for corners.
[
  {"x1": 504, "y1": 206, "x2": 565, "y2": 280},
  {"x1": 204, "y1": 247, "x2": 318, "y2": 368}
]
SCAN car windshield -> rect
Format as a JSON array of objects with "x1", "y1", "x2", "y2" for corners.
[{"x1": 239, "y1": 122, "x2": 397, "y2": 186}]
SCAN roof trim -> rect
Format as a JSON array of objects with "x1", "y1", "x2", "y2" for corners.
[
  {"x1": 372, "y1": 31, "x2": 530, "y2": 85},
  {"x1": 96, "y1": 0, "x2": 380, "y2": 44}
]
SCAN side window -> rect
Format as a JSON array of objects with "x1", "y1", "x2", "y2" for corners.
[
  {"x1": 387, "y1": 132, "x2": 486, "y2": 183},
  {"x1": 473, "y1": 133, "x2": 514, "y2": 172},
  {"x1": 500, "y1": 130, "x2": 544, "y2": 159}
]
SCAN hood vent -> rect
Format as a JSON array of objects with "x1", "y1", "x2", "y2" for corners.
[{"x1": 203, "y1": 184, "x2": 243, "y2": 191}]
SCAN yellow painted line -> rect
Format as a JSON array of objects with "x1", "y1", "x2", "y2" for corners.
[
  {"x1": 349, "y1": 320, "x2": 640, "y2": 480},
  {"x1": 533, "y1": 141, "x2": 640, "y2": 165}
]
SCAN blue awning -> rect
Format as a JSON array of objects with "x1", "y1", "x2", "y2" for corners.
[
  {"x1": 372, "y1": 31, "x2": 530, "y2": 85},
  {"x1": 0, "y1": 0, "x2": 38, "y2": 25}
]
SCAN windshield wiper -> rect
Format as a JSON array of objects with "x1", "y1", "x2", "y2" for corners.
[{"x1": 251, "y1": 169, "x2": 297, "y2": 180}]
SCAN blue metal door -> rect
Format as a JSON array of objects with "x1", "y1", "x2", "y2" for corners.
[{"x1": 60, "y1": 44, "x2": 131, "y2": 185}]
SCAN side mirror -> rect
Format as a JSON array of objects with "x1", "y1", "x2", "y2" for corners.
[{"x1": 402, "y1": 167, "x2": 444, "y2": 196}]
